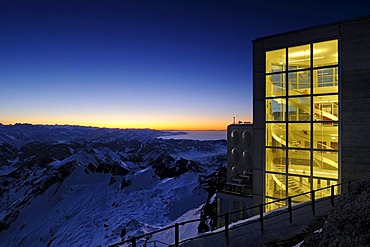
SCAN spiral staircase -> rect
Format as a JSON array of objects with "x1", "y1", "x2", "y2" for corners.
[{"x1": 268, "y1": 84, "x2": 338, "y2": 201}]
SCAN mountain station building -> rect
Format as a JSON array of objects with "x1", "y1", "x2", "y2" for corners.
[{"x1": 217, "y1": 15, "x2": 370, "y2": 217}]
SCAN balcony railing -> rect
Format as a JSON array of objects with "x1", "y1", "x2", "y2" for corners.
[{"x1": 108, "y1": 180, "x2": 352, "y2": 247}]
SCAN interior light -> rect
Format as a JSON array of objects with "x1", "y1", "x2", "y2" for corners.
[
  {"x1": 289, "y1": 49, "x2": 325, "y2": 58},
  {"x1": 289, "y1": 56, "x2": 325, "y2": 63},
  {"x1": 288, "y1": 50, "x2": 310, "y2": 58}
]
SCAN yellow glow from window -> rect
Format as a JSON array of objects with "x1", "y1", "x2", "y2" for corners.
[
  {"x1": 288, "y1": 44, "x2": 310, "y2": 69},
  {"x1": 313, "y1": 40, "x2": 338, "y2": 67},
  {"x1": 288, "y1": 50, "x2": 310, "y2": 58},
  {"x1": 266, "y1": 48, "x2": 286, "y2": 73},
  {"x1": 265, "y1": 39, "x2": 339, "y2": 211},
  {"x1": 289, "y1": 49, "x2": 326, "y2": 58}
]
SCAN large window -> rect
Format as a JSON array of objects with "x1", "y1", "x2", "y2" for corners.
[{"x1": 265, "y1": 40, "x2": 339, "y2": 211}]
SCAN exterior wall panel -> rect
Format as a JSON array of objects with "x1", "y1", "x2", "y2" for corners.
[
  {"x1": 253, "y1": 40, "x2": 265, "y2": 206},
  {"x1": 341, "y1": 17, "x2": 370, "y2": 183}
]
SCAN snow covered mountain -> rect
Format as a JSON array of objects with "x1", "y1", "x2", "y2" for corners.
[{"x1": 0, "y1": 124, "x2": 226, "y2": 246}]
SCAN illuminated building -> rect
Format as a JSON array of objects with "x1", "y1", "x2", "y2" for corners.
[
  {"x1": 218, "y1": 16, "x2": 370, "y2": 215},
  {"x1": 253, "y1": 16, "x2": 370, "y2": 211}
]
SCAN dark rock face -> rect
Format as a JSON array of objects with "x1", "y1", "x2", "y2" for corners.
[
  {"x1": 120, "y1": 177, "x2": 132, "y2": 189},
  {"x1": 303, "y1": 176, "x2": 370, "y2": 247},
  {"x1": 197, "y1": 166, "x2": 227, "y2": 232},
  {"x1": 0, "y1": 161, "x2": 77, "y2": 234},
  {"x1": 200, "y1": 166, "x2": 227, "y2": 197},
  {"x1": 0, "y1": 144, "x2": 18, "y2": 166},
  {"x1": 18, "y1": 142, "x2": 72, "y2": 168},
  {"x1": 94, "y1": 161, "x2": 129, "y2": 176},
  {"x1": 150, "y1": 155, "x2": 201, "y2": 179}
]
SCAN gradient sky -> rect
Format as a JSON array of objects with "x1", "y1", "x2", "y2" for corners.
[{"x1": 1, "y1": 0, "x2": 370, "y2": 130}]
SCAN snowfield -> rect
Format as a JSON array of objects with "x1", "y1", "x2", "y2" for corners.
[{"x1": 0, "y1": 124, "x2": 226, "y2": 246}]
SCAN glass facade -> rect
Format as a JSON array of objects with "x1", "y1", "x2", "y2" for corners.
[{"x1": 265, "y1": 40, "x2": 339, "y2": 211}]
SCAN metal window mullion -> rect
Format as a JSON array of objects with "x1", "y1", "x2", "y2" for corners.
[
  {"x1": 336, "y1": 37, "x2": 341, "y2": 188},
  {"x1": 311, "y1": 92, "x2": 339, "y2": 97},
  {"x1": 310, "y1": 43, "x2": 314, "y2": 192},
  {"x1": 285, "y1": 48, "x2": 289, "y2": 198},
  {"x1": 264, "y1": 52, "x2": 267, "y2": 205},
  {"x1": 312, "y1": 149, "x2": 339, "y2": 152},
  {"x1": 313, "y1": 64, "x2": 339, "y2": 70}
]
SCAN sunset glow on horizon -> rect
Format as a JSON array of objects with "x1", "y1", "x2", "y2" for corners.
[
  {"x1": 0, "y1": 117, "x2": 235, "y2": 131},
  {"x1": 1, "y1": 1, "x2": 368, "y2": 130}
]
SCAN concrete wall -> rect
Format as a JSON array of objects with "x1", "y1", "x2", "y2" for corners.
[
  {"x1": 252, "y1": 40, "x2": 265, "y2": 207},
  {"x1": 181, "y1": 196, "x2": 338, "y2": 247},
  {"x1": 226, "y1": 124, "x2": 253, "y2": 177},
  {"x1": 340, "y1": 17, "x2": 370, "y2": 183},
  {"x1": 216, "y1": 192, "x2": 254, "y2": 227}
]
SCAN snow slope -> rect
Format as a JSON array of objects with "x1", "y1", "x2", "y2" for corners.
[{"x1": 0, "y1": 124, "x2": 226, "y2": 246}]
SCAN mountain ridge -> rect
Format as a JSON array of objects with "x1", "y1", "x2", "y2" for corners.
[{"x1": 0, "y1": 124, "x2": 226, "y2": 246}]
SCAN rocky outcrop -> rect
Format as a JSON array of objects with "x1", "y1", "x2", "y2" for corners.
[
  {"x1": 150, "y1": 155, "x2": 201, "y2": 179},
  {"x1": 0, "y1": 161, "x2": 77, "y2": 234},
  {"x1": 302, "y1": 176, "x2": 370, "y2": 246}
]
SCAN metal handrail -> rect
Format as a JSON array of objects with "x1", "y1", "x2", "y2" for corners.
[
  {"x1": 142, "y1": 239, "x2": 171, "y2": 247},
  {"x1": 109, "y1": 180, "x2": 351, "y2": 247}
]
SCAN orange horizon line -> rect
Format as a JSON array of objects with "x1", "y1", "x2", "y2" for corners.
[{"x1": 0, "y1": 122, "x2": 227, "y2": 131}]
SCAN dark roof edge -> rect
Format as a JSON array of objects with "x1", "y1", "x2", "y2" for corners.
[{"x1": 253, "y1": 14, "x2": 370, "y2": 42}]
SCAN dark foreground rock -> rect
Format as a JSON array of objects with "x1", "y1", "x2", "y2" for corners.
[{"x1": 302, "y1": 176, "x2": 370, "y2": 246}]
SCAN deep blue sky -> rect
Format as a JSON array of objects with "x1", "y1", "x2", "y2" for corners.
[{"x1": 1, "y1": 0, "x2": 369, "y2": 130}]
